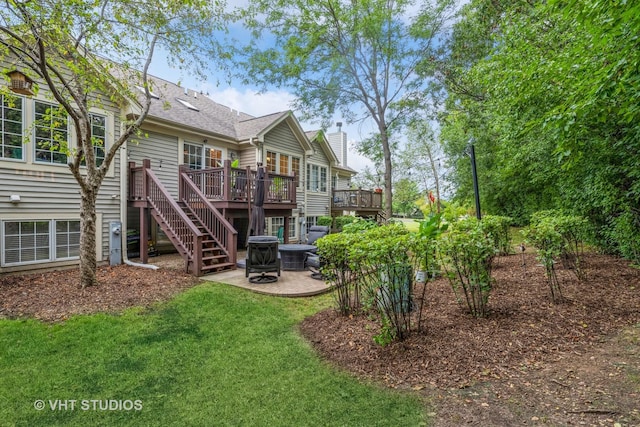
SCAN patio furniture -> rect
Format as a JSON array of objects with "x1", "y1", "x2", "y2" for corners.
[
  {"x1": 279, "y1": 244, "x2": 317, "y2": 271},
  {"x1": 304, "y1": 225, "x2": 330, "y2": 279},
  {"x1": 245, "y1": 236, "x2": 280, "y2": 283}
]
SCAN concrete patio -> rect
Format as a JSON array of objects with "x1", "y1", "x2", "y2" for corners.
[{"x1": 142, "y1": 253, "x2": 332, "y2": 298}]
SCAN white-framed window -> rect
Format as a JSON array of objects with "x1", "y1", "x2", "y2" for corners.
[
  {"x1": 270, "y1": 217, "x2": 297, "y2": 240},
  {"x1": 90, "y1": 113, "x2": 106, "y2": 166},
  {"x1": 183, "y1": 142, "x2": 222, "y2": 169},
  {"x1": 34, "y1": 101, "x2": 69, "y2": 165},
  {"x1": 2, "y1": 219, "x2": 81, "y2": 266},
  {"x1": 55, "y1": 220, "x2": 81, "y2": 259},
  {"x1": 306, "y1": 164, "x2": 328, "y2": 192},
  {"x1": 265, "y1": 151, "x2": 300, "y2": 181},
  {"x1": 305, "y1": 216, "x2": 319, "y2": 236},
  {"x1": 79, "y1": 113, "x2": 107, "y2": 167},
  {"x1": 0, "y1": 94, "x2": 23, "y2": 160}
]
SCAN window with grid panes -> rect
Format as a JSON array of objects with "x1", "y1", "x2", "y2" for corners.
[
  {"x1": 266, "y1": 151, "x2": 277, "y2": 173},
  {"x1": 292, "y1": 157, "x2": 300, "y2": 187},
  {"x1": 34, "y1": 101, "x2": 68, "y2": 165},
  {"x1": 0, "y1": 95, "x2": 23, "y2": 160},
  {"x1": 184, "y1": 143, "x2": 203, "y2": 169},
  {"x1": 279, "y1": 154, "x2": 289, "y2": 175},
  {"x1": 76, "y1": 113, "x2": 107, "y2": 167},
  {"x1": 55, "y1": 220, "x2": 81, "y2": 259},
  {"x1": 2, "y1": 220, "x2": 81, "y2": 266},
  {"x1": 3, "y1": 221, "x2": 50, "y2": 265},
  {"x1": 90, "y1": 114, "x2": 106, "y2": 166}
]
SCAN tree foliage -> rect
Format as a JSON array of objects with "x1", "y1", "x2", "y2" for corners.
[
  {"x1": 437, "y1": 0, "x2": 640, "y2": 263},
  {"x1": 0, "y1": 0, "x2": 226, "y2": 287},
  {"x1": 234, "y1": 0, "x2": 457, "y2": 218}
]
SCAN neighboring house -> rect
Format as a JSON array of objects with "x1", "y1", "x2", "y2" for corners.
[{"x1": 0, "y1": 70, "x2": 382, "y2": 276}]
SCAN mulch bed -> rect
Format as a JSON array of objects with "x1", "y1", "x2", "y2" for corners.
[
  {"x1": 299, "y1": 253, "x2": 640, "y2": 426},
  {"x1": 0, "y1": 264, "x2": 200, "y2": 322}
]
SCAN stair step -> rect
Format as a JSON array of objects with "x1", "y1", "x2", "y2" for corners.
[
  {"x1": 201, "y1": 262, "x2": 235, "y2": 272},
  {"x1": 203, "y1": 254, "x2": 228, "y2": 262}
]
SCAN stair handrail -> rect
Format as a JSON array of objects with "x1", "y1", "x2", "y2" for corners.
[
  {"x1": 145, "y1": 168, "x2": 204, "y2": 270},
  {"x1": 180, "y1": 170, "x2": 238, "y2": 266}
]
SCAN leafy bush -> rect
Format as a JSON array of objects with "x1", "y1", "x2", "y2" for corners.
[
  {"x1": 606, "y1": 208, "x2": 640, "y2": 265},
  {"x1": 439, "y1": 219, "x2": 496, "y2": 318},
  {"x1": 527, "y1": 211, "x2": 588, "y2": 282},
  {"x1": 317, "y1": 216, "x2": 333, "y2": 227},
  {"x1": 342, "y1": 217, "x2": 378, "y2": 233},
  {"x1": 351, "y1": 224, "x2": 414, "y2": 340},
  {"x1": 481, "y1": 215, "x2": 514, "y2": 256},
  {"x1": 316, "y1": 232, "x2": 362, "y2": 315},
  {"x1": 333, "y1": 215, "x2": 357, "y2": 231},
  {"x1": 522, "y1": 220, "x2": 564, "y2": 303}
]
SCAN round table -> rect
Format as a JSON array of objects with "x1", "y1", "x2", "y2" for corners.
[{"x1": 278, "y1": 244, "x2": 317, "y2": 271}]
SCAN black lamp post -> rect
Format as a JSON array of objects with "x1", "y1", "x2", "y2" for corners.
[{"x1": 467, "y1": 139, "x2": 481, "y2": 220}]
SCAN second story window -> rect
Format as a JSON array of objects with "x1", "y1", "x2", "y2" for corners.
[
  {"x1": 279, "y1": 154, "x2": 289, "y2": 175},
  {"x1": 205, "y1": 148, "x2": 222, "y2": 168},
  {"x1": 90, "y1": 114, "x2": 106, "y2": 166},
  {"x1": 0, "y1": 95, "x2": 23, "y2": 160},
  {"x1": 306, "y1": 163, "x2": 327, "y2": 192},
  {"x1": 34, "y1": 101, "x2": 68, "y2": 165},
  {"x1": 184, "y1": 142, "x2": 222, "y2": 169},
  {"x1": 184, "y1": 143, "x2": 202, "y2": 169},
  {"x1": 79, "y1": 113, "x2": 107, "y2": 167},
  {"x1": 266, "y1": 151, "x2": 277, "y2": 173},
  {"x1": 292, "y1": 157, "x2": 300, "y2": 187}
]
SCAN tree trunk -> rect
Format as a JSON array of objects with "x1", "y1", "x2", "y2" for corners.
[
  {"x1": 380, "y1": 128, "x2": 393, "y2": 219},
  {"x1": 79, "y1": 189, "x2": 98, "y2": 288}
]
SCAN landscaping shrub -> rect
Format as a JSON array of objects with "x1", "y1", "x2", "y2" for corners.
[
  {"x1": 333, "y1": 215, "x2": 357, "y2": 231},
  {"x1": 317, "y1": 216, "x2": 333, "y2": 227},
  {"x1": 316, "y1": 232, "x2": 362, "y2": 315},
  {"x1": 341, "y1": 217, "x2": 378, "y2": 233},
  {"x1": 528, "y1": 210, "x2": 589, "y2": 282},
  {"x1": 481, "y1": 215, "x2": 514, "y2": 256},
  {"x1": 351, "y1": 224, "x2": 414, "y2": 341},
  {"x1": 522, "y1": 220, "x2": 564, "y2": 303},
  {"x1": 439, "y1": 219, "x2": 496, "y2": 318}
]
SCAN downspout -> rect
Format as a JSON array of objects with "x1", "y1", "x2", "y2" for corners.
[{"x1": 120, "y1": 138, "x2": 159, "y2": 270}]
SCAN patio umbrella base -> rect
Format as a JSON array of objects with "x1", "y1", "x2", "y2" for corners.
[{"x1": 248, "y1": 273, "x2": 278, "y2": 284}]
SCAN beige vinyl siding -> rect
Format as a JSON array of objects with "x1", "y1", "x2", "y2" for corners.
[
  {"x1": 0, "y1": 156, "x2": 121, "y2": 272},
  {"x1": 238, "y1": 146, "x2": 256, "y2": 168},
  {"x1": 128, "y1": 131, "x2": 180, "y2": 198}
]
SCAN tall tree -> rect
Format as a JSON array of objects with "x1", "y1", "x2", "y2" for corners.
[
  {"x1": 400, "y1": 119, "x2": 444, "y2": 212},
  {"x1": 235, "y1": 0, "x2": 456, "y2": 218},
  {"x1": 0, "y1": 0, "x2": 226, "y2": 287}
]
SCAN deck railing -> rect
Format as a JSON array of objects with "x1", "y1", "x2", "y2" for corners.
[
  {"x1": 182, "y1": 161, "x2": 296, "y2": 205},
  {"x1": 179, "y1": 171, "x2": 238, "y2": 265},
  {"x1": 332, "y1": 189, "x2": 383, "y2": 210},
  {"x1": 145, "y1": 168, "x2": 203, "y2": 270}
]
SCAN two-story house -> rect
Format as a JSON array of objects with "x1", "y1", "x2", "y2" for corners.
[{"x1": 1, "y1": 70, "x2": 381, "y2": 276}]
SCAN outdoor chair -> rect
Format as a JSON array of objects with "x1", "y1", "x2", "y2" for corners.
[
  {"x1": 245, "y1": 236, "x2": 281, "y2": 283},
  {"x1": 304, "y1": 225, "x2": 330, "y2": 279}
]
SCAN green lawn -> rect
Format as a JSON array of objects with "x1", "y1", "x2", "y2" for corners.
[{"x1": 0, "y1": 283, "x2": 427, "y2": 426}]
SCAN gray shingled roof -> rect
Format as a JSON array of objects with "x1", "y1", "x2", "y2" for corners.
[{"x1": 139, "y1": 76, "x2": 289, "y2": 141}]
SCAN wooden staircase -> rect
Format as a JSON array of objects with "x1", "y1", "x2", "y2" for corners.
[
  {"x1": 129, "y1": 160, "x2": 237, "y2": 276},
  {"x1": 178, "y1": 202, "x2": 236, "y2": 273}
]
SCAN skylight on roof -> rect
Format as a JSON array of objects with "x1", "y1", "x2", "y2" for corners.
[
  {"x1": 176, "y1": 98, "x2": 199, "y2": 112},
  {"x1": 135, "y1": 85, "x2": 160, "y2": 99}
]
